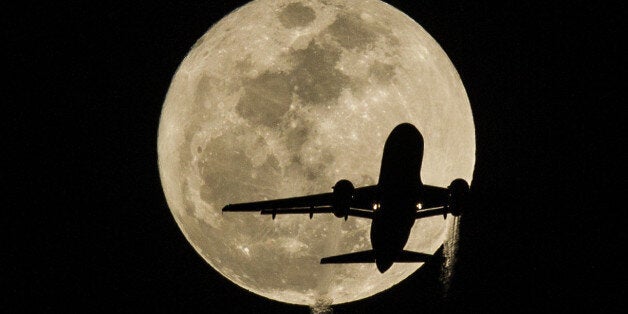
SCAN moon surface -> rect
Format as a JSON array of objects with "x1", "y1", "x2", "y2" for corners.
[{"x1": 158, "y1": 0, "x2": 474, "y2": 305}]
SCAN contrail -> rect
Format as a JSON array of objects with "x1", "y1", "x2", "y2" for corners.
[{"x1": 440, "y1": 216, "x2": 460, "y2": 296}]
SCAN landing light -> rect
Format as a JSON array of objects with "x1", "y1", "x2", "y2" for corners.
[
  {"x1": 416, "y1": 203, "x2": 423, "y2": 210},
  {"x1": 372, "y1": 203, "x2": 380, "y2": 210}
]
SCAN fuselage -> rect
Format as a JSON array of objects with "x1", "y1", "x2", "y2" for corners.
[{"x1": 370, "y1": 123, "x2": 424, "y2": 273}]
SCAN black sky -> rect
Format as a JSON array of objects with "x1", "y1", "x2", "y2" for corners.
[{"x1": 6, "y1": 0, "x2": 623, "y2": 312}]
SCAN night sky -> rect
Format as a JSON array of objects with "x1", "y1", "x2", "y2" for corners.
[{"x1": 6, "y1": 0, "x2": 622, "y2": 312}]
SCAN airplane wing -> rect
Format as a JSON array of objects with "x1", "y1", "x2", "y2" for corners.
[
  {"x1": 421, "y1": 184, "x2": 449, "y2": 209},
  {"x1": 222, "y1": 185, "x2": 378, "y2": 219},
  {"x1": 222, "y1": 192, "x2": 334, "y2": 212},
  {"x1": 418, "y1": 181, "x2": 469, "y2": 219},
  {"x1": 415, "y1": 184, "x2": 449, "y2": 219}
]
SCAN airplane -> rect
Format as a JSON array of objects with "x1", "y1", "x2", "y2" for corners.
[{"x1": 222, "y1": 123, "x2": 470, "y2": 273}]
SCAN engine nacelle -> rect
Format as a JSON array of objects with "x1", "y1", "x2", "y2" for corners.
[
  {"x1": 447, "y1": 178, "x2": 470, "y2": 216},
  {"x1": 332, "y1": 179, "x2": 354, "y2": 219}
]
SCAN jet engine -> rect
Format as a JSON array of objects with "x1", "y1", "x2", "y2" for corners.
[
  {"x1": 447, "y1": 178, "x2": 469, "y2": 216},
  {"x1": 332, "y1": 179, "x2": 354, "y2": 220}
]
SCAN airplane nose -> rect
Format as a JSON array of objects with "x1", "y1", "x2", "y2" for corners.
[{"x1": 376, "y1": 259, "x2": 393, "y2": 273}]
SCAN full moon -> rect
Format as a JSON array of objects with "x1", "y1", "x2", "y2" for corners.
[{"x1": 158, "y1": 0, "x2": 474, "y2": 306}]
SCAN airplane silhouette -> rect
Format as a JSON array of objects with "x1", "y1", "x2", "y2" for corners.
[{"x1": 223, "y1": 123, "x2": 470, "y2": 273}]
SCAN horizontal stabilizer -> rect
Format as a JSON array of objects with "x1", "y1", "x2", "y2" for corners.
[
  {"x1": 320, "y1": 250, "x2": 432, "y2": 264},
  {"x1": 320, "y1": 250, "x2": 375, "y2": 264},
  {"x1": 395, "y1": 250, "x2": 432, "y2": 262}
]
